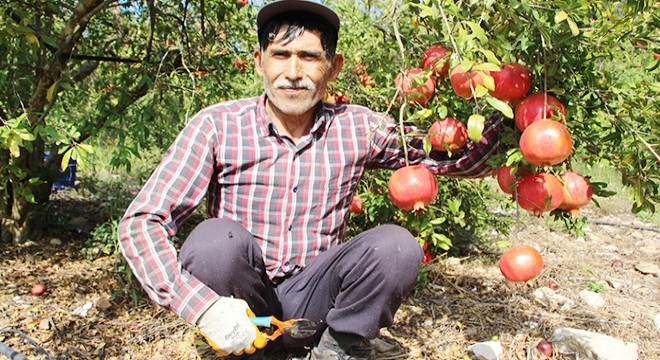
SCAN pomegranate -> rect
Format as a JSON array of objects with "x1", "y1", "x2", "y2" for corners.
[
  {"x1": 489, "y1": 63, "x2": 531, "y2": 102},
  {"x1": 31, "y1": 283, "x2": 47, "y2": 296},
  {"x1": 558, "y1": 172, "x2": 593, "y2": 217},
  {"x1": 348, "y1": 195, "x2": 363, "y2": 214},
  {"x1": 536, "y1": 340, "x2": 553, "y2": 357},
  {"x1": 395, "y1": 68, "x2": 436, "y2": 107},
  {"x1": 515, "y1": 93, "x2": 566, "y2": 131},
  {"x1": 499, "y1": 245, "x2": 544, "y2": 282},
  {"x1": 428, "y1": 118, "x2": 468, "y2": 152},
  {"x1": 519, "y1": 119, "x2": 573, "y2": 166},
  {"x1": 233, "y1": 57, "x2": 248, "y2": 73},
  {"x1": 516, "y1": 172, "x2": 565, "y2": 215},
  {"x1": 388, "y1": 166, "x2": 438, "y2": 212},
  {"x1": 496, "y1": 165, "x2": 532, "y2": 195},
  {"x1": 422, "y1": 250, "x2": 433, "y2": 264},
  {"x1": 237, "y1": 0, "x2": 248, "y2": 8},
  {"x1": 421, "y1": 44, "x2": 451, "y2": 79},
  {"x1": 449, "y1": 64, "x2": 488, "y2": 99}
]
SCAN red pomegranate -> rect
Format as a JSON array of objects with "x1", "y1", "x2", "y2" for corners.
[
  {"x1": 388, "y1": 166, "x2": 438, "y2": 212},
  {"x1": 516, "y1": 172, "x2": 565, "y2": 215},
  {"x1": 515, "y1": 93, "x2": 566, "y2": 131},
  {"x1": 489, "y1": 63, "x2": 531, "y2": 102},
  {"x1": 496, "y1": 165, "x2": 532, "y2": 195},
  {"x1": 559, "y1": 172, "x2": 593, "y2": 217},
  {"x1": 348, "y1": 195, "x2": 364, "y2": 214},
  {"x1": 519, "y1": 119, "x2": 573, "y2": 166},
  {"x1": 449, "y1": 64, "x2": 488, "y2": 99},
  {"x1": 428, "y1": 118, "x2": 468, "y2": 152},
  {"x1": 421, "y1": 44, "x2": 451, "y2": 79},
  {"x1": 395, "y1": 68, "x2": 436, "y2": 107},
  {"x1": 499, "y1": 245, "x2": 544, "y2": 282}
]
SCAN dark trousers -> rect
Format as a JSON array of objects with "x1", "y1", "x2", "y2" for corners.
[{"x1": 180, "y1": 218, "x2": 423, "y2": 349}]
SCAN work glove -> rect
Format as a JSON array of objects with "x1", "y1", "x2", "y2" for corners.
[{"x1": 197, "y1": 297, "x2": 267, "y2": 356}]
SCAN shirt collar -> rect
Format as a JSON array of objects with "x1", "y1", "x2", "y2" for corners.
[{"x1": 257, "y1": 93, "x2": 333, "y2": 138}]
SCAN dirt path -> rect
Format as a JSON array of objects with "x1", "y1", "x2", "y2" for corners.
[{"x1": 1, "y1": 197, "x2": 658, "y2": 359}]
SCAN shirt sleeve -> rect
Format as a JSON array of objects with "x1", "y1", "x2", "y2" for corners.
[
  {"x1": 117, "y1": 110, "x2": 221, "y2": 325},
  {"x1": 367, "y1": 112, "x2": 502, "y2": 178}
]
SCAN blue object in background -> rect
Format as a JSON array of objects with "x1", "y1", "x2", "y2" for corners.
[{"x1": 44, "y1": 151, "x2": 77, "y2": 190}]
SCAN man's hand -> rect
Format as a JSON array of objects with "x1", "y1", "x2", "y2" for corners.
[{"x1": 197, "y1": 297, "x2": 267, "y2": 355}]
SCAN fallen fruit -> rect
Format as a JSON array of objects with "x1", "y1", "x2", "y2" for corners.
[
  {"x1": 611, "y1": 259, "x2": 623, "y2": 268},
  {"x1": 547, "y1": 280, "x2": 560, "y2": 291},
  {"x1": 422, "y1": 250, "x2": 433, "y2": 264},
  {"x1": 536, "y1": 340, "x2": 553, "y2": 356},
  {"x1": 31, "y1": 283, "x2": 47, "y2": 296},
  {"x1": 499, "y1": 245, "x2": 544, "y2": 282},
  {"x1": 388, "y1": 166, "x2": 438, "y2": 212}
]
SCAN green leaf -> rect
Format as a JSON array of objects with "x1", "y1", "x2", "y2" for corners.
[
  {"x1": 474, "y1": 49, "x2": 501, "y2": 65},
  {"x1": 485, "y1": 96, "x2": 514, "y2": 118},
  {"x1": 437, "y1": 105, "x2": 448, "y2": 119},
  {"x1": 567, "y1": 18, "x2": 580, "y2": 36},
  {"x1": 555, "y1": 10, "x2": 568, "y2": 23},
  {"x1": 61, "y1": 148, "x2": 73, "y2": 171},
  {"x1": 423, "y1": 137, "x2": 432, "y2": 155},
  {"x1": 467, "y1": 114, "x2": 485, "y2": 142},
  {"x1": 482, "y1": 74, "x2": 495, "y2": 91},
  {"x1": 47, "y1": 81, "x2": 59, "y2": 102},
  {"x1": 474, "y1": 84, "x2": 489, "y2": 97},
  {"x1": 8, "y1": 137, "x2": 20, "y2": 157},
  {"x1": 473, "y1": 63, "x2": 501, "y2": 72}
]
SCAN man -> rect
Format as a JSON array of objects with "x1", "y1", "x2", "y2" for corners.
[{"x1": 117, "y1": 0, "x2": 500, "y2": 359}]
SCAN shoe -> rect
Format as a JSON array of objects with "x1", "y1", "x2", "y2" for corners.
[{"x1": 309, "y1": 328, "x2": 372, "y2": 360}]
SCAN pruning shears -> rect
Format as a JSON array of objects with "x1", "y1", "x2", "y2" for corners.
[{"x1": 250, "y1": 316, "x2": 318, "y2": 341}]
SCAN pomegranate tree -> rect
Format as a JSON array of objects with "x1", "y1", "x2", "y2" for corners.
[
  {"x1": 558, "y1": 172, "x2": 593, "y2": 217},
  {"x1": 421, "y1": 44, "x2": 451, "y2": 79},
  {"x1": 516, "y1": 172, "x2": 565, "y2": 215},
  {"x1": 428, "y1": 118, "x2": 468, "y2": 152},
  {"x1": 519, "y1": 119, "x2": 573, "y2": 166},
  {"x1": 499, "y1": 245, "x2": 544, "y2": 282},
  {"x1": 395, "y1": 68, "x2": 436, "y2": 107},
  {"x1": 489, "y1": 63, "x2": 531, "y2": 102},
  {"x1": 388, "y1": 166, "x2": 438, "y2": 212},
  {"x1": 449, "y1": 64, "x2": 488, "y2": 99},
  {"x1": 515, "y1": 92, "x2": 566, "y2": 131}
]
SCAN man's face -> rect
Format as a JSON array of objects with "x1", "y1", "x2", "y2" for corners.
[{"x1": 255, "y1": 28, "x2": 343, "y2": 118}]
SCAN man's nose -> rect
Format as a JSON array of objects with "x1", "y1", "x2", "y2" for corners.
[{"x1": 284, "y1": 56, "x2": 303, "y2": 80}]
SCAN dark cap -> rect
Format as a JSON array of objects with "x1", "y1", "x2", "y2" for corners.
[{"x1": 257, "y1": 0, "x2": 341, "y2": 34}]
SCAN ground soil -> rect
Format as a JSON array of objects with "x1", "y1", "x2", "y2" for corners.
[{"x1": 1, "y1": 190, "x2": 658, "y2": 360}]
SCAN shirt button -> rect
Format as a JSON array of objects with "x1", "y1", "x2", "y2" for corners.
[
  {"x1": 284, "y1": 261, "x2": 290, "y2": 266},
  {"x1": 288, "y1": 224, "x2": 293, "y2": 231},
  {"x1": 292, "y1": 186, "x2": 298, "y2": 193}
]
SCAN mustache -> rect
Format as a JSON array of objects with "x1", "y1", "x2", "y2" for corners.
[{"x1": 273, "y1": 79, "x2": 315, "y2": 90}]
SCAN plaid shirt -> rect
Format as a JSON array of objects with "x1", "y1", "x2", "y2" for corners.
[{"x1": 118, "y1": 94, "x2": 500, "y2": 324}]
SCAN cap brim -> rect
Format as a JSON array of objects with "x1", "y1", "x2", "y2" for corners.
[{"x1": 257, "y1": 0, "x2": 340, "y2": 33}]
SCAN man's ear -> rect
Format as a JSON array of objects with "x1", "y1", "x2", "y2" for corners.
[
  {"x1": 253, "y1": 49, "x2": 263, "y2": 76},
  {"x1": 328, "y1": 54, "x2": 345, "y2": 81}
]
